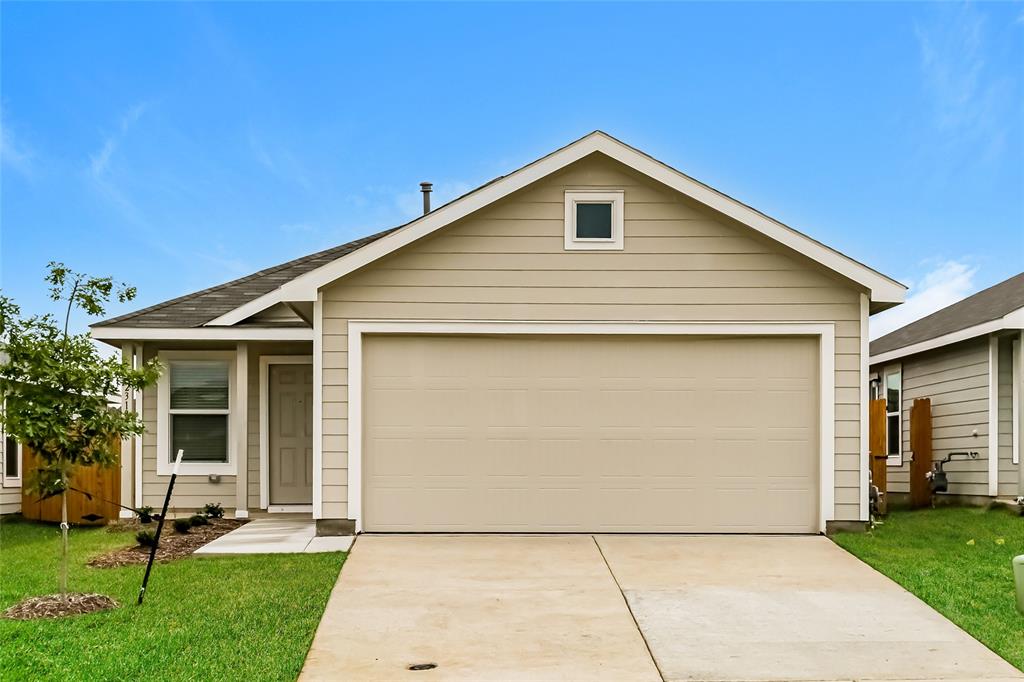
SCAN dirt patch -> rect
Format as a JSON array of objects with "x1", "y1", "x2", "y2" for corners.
[
  {"x1": 3, "y1": 593, "x2": 119, "y2": 620},
  {"x1": 89, "y1": 518, "x2": 247, "y2": 568}
]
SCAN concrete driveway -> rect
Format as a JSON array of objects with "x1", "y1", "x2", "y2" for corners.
[{"x1": 300, "y1": 535, "x2": 1022, "y2": 681}]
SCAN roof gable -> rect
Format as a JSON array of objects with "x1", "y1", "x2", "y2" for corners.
[
  {"x1": 94, "y1": 131, "x2": 905, "y2": 335},
  {"x1": 208, "y1": 131, "x2": 904, "y2": 326}
]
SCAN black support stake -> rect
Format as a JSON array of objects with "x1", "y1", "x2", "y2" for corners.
[{"x1": 138, "y1": 449, "x2": 184, "y2": 605}]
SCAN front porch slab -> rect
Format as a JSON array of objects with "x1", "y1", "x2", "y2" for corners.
[{"x1": 193, "y1": 519, "x2": 353, "y2": 555}]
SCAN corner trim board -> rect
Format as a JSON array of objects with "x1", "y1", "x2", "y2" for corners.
[
  {"x1": 133, "y1": 342, "x2": 144, "y2": 506},
  {"x1": 989, "y1": 335, "x2": 999, "y2": 497},
  {"x1": 859, "y1": 293, "x2": 870, "y2": 521},
  {"x1": 312, "y1": 293, "x2": 324, "y2": 519},
  {"x1": 1014, "y1": 335, "x2": 1021, "y2": 467},
  {"x1": 234, "y1": 342, "x2": 248, "y2": 518},
  {"x1": 345, "y1": 320, "x2": 837, "y2": 534}
]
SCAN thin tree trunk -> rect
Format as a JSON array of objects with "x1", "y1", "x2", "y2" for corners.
[{"x1": 60, "y1": 485, "x2": 69, "y2": 596}]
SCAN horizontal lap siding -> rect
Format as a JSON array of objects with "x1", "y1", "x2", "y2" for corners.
[
  {"x1": 1, "y1": 487, "x2": 20, "y2": 515},
  {"x1": 321, "y1": 155, "x2": 865, "y2": 521},
  {"x1": 884, "y1": 338, "x2": 990, "y2": 496}
]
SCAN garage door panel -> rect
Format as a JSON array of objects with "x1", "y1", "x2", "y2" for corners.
[{"x1": 362, "y1": 335, "x2": 819, "y2": 533}]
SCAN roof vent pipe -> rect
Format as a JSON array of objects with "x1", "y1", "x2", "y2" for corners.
[{"x1": 420, "y1": 182, "x2": 432, "y2": 214}]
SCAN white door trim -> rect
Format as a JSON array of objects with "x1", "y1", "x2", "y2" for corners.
[
  {"x1": 347, "y1": 320, "x2": 836, "y2": 534},
  {"x1": 259, "y1": 355, "x2": 314, "y2": 511}
]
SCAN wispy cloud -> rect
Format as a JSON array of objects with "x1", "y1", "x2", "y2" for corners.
[
  {"x1": 913, "y1": 4, "x2": 1014, "y2": 163},
  {"x1": 89, "y1": 101, "x2": 149, "y2": 179},
  {"x1": 279, "y1": 222, "x2": 318, "y2": 235},
  {"x1": 1, "y1": 107, "x2": 35, "y2": 178},
  {"x1": 247, "y1": 128, "x2": 312, "y2": 190},
  {"x1": 195, "y1": 247, "x2": 251, "y2": 278},
  {"x1": 871, "y1": 260, "x2": 979, "y2": 339},
  {"x1": 396, "y1": 180, "x2": 473, "y2": 219}
]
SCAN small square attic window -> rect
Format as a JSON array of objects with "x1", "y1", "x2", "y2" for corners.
[{"x1": 564, "y1": 190, "x2": 624, "y2": 250}]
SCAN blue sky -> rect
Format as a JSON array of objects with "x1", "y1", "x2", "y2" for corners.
[{"x1": 2, "y1": 2, "x2": 1022, "y2": 338}]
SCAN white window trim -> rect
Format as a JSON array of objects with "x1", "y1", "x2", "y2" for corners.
[
  {"x1": 157, "y1": 350, "x2": 237, "y2": 476},
  {"x1": 1, "y1": 434, "x2": 22, "y2": 488},
  {"x1": 259, "y1": 355, "x2": 314, "y2": 511},
  {"x1": 564, "y1": 190, "x2": 624, "y2": 250},
  {"x1": 883, "y1": 363, "x2": 902, "y2": 467},
  {"x1": 347, "y1": 320, "x2": 836, "y2": 534}
]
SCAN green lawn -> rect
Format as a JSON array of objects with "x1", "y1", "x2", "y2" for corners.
[
  {"x1": 833, "y1": 506, "x2": 1024, "y2": 670},
  {"x1": 0, "y1": 517, "x2": 344, "y2": 681}
]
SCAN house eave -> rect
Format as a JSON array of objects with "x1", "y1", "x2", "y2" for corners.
[
  {"x1": 89, "y1": 326, "x2": 314, "y2": 344},
  {"x1": 869, "y1": 307, "x2": 1024, "y2": 365}
]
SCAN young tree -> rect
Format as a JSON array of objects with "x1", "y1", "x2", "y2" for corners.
[{"x1": 0, "y1": 263, "x2": 160, "y2": 595}]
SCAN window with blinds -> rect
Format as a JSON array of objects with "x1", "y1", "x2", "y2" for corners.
[{"x1": 169, "y1": 361, "x2": 230, "y2": 463}]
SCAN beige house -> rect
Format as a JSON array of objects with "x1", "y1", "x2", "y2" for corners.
[
  {"x1": 92, "y1": 132, "x2": 905, "y2": 534},
  {"x1": 869, "y1": 273, "x2": 1024, "y2": 503}
]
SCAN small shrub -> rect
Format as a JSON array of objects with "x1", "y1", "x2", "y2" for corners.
[
  {"x1": 189, "y1": 514, "x2": 208, "y2": 527},
  {"x1": 136, "y1": 530, "x2": 157, "y2": 548},
  {"x1": 202, "y1": 502, "x2": 225, "y2": 519},
  {"x1": 136, "y1": 506, "x2": 155, "y2": 524},
  {"x1": 172, "y1": 518, "x2": 192, "y2": 534}
]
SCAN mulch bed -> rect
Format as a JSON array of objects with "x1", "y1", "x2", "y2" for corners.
[
  {"x1": 3, "y1": 593, "x2": 119, "y2": 620},
  {"x1": 88, "y1": 518, "x2": 248, "y2": 568}
]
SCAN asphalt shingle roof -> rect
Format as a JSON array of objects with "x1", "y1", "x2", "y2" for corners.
[
  {"x1": 94, "y1": 228, "x2": 396, "y2": 328},
  {"x1": 870, "y1": 271, "x2": 1024, "y2": 357}
]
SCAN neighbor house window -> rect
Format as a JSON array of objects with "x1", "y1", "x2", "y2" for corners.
[
  {"x1": 157, "y1": 351, "x2": 235, "y2": 475},
  {"x1": 2, "y1": 433, "x2": 21, "y2": 488},
  {"x1": 564, "y1": 190, "x2": 624, "y2": 250},
  {"x1": 884, "y1": 365, "x2": 902, "y2": 466}
]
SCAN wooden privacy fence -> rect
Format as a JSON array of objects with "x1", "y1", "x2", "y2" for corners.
[
  {"x1": 20, "y1": 442, "x2": 121, "y2": 525},
  {"x1": 909, "y1": 398, "x2": 933, "y2": 509},
  {"x1": 868, "y1": 398, "x2": 888, "y2": 513}
]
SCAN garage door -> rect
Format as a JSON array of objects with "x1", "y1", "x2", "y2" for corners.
[{"x1": 362, "y1": 335, "x2": 819, "y2": 533}]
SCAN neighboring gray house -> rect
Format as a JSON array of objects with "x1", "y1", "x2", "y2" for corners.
[
  {"x1": 1, "y1": 350, "x2": 22, "y2": 515},
  {"x1": 91, "y1": 131, "x2": 906, "y2": 534},
  {"x1": 869, "y1": 273, "x2": 1024, "y2": 503},
  {"x1": 0, "y1": 433, "x2": 21, "y2": 515}
]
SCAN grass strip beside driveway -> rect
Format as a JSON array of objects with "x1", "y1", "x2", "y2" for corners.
[
  {"x1": 833, "y1": 506, "x2": 1023, "y2": 672},
  {"x1": 0, "y1": 518, "x2": 344, "y2": 681}
]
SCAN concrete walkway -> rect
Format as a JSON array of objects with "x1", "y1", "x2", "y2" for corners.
[
  {"x1": 300, "y1": 535, "x2": 1022, "y2": 682},
  {"x1": 193, "y1": 519, "x2": 352, "y2": 555}
]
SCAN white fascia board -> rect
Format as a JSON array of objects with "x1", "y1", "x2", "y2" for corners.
[
  {"x1": 90, "y1": 326, "x2": 313, "y2": 341},
  {"x1": 205, "y1": 132, "x2": 905, "y2": 327},
  {"x1": 869, "y1": 306, "x2": 1024, "y2": 366}
]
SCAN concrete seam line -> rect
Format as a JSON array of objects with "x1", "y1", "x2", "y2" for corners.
[{"x1": 591, "y1": 535, "x2": 666, "y2": 682}]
